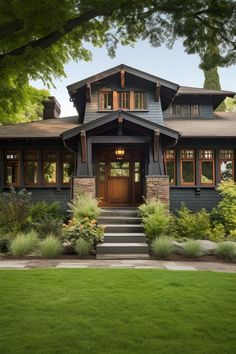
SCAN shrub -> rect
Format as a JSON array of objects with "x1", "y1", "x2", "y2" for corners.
[
  {"x1": 151, "y1": 236, "x2": 173, "y2": 259},
  {"x1": 10, "y1": 230, "x2": 39, "y2": 257},
  {"x1": 29, "y1": 201, "x2": 63, "y2": 221},
  {"x1": 0, "y1": 234, "x2": 12, "y2": 253},
  {"x1": 139, "y1": 198, "x2": 168, "y2": 218},
  {"x1": 33, "y1": 217, "x2": 63, "y2": 238},
  {"x1": 208, "y1": 224, "x2": 225, "y2": 242},
  {"x1": 229, "y1": 229, "x2": 236, "y2": 241},
  {"x1": 75, "y1": 238, "x2": 91, "y2": 256},
  {"x1": 173, "y1": 205, "x2": 212, "y2": 240},
  {"x1": 68, "y1": 194, "x2": 100, "y2": 221},
  {"x1": 215, "y1": 242, "x2": 236, "y2": 261},
  {"x1": 211, "y1": 180, "x2": 236, "y2": 235},
  {"x1": 0, "y1": 188, "x2": 31, "y2": 235},
  {"x1": 39, "y1": 235, "x2": 62, "y2": 258},
  {"x1": 143, "y1": 212, "x2": 171, "y2": 240},
  {"x1": 183, "y1": 240, "x2": 203, "y2": 258}
]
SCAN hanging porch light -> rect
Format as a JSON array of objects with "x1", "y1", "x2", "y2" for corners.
[{"x1": 115, "y1": 146, "x2": 125, "y2": 159}]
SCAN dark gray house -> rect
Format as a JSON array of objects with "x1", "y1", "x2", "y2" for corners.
[{"x1": 0, "y1": 64, "x2": 235, "y2": 211}]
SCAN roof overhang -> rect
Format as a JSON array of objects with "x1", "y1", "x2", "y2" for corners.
[{"x1": 61, "y1": 110, "x2": 181, "y2": 141}]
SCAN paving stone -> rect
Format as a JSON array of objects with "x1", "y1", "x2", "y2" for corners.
[
  {"x1": 0, "y1": 261, "x2": 26, "y2": 268},
  {"x1": 56, "y1": 263, "x2": 88, "y2": 268},
  {"x1": 165, "y1": 264, "x2": 197, "y2": 271}
]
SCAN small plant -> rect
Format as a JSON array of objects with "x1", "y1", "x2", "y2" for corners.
[
  {"x1": 183, "y1": 240, "x2": 203, "y2": 258},
  {"x1": 75, "y1": 238, "x2": 91, "y2": 256},
  {"x1": 139, "y1": 198, "x2": 168, "y2": 218},
  {"x1": 209, "y1": 224, "x2": 225, "y2": 242},
  {"x1": 151, "y1": 236, "x2": 173, "y2": 259},
  {"x1": 143, "y1": 212, "x2": 171, "y2": 240},
  {"x1": 229, "y1": 229, "x2": 236, "y2": 241},
  {"x1": 215, "y1": 242, "x2": 236, "y2": 261},
  {"x1": 39, "y1": 235, "x2": 62, "y2": 258},
  {"x1": 10, "y1": 230, "x2": 39, "y2": 257},
  {"x1": 68, "y1": 194, "x2": 100, "y2": 221}
]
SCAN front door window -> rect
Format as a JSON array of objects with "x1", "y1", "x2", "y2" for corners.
[{"x1": 110, "y1": 162, "x2": 130, "y2": 177}]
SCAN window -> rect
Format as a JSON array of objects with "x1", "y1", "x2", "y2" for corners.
[
  {"x1": 199, "y1": 149, "x2": 215, "y2": 185},
  {"x1": 5, "y1": 151, "x2": 20, "y2": 186},
  {"x1": 172, "y1": 104, "x2": 199, "y2": 117},
  {"x1": 134, "y1": 92, "x2": 147, "y2": 110},
  {"x1": 110, "y1": 162, "x2": 129, "y2": 177},
  {"x1": 100, "y1": 91, "x2": 113, "y2": 110},
  {"x1": 134, "y1": 162, "x2": 141, "y2": 182},
  {"x1": 43, "y1": 150, "x2": 57, "y2": 184},
  {"x1": 118, "y1": 92, "x2": 130, "y2": 109},
  {"x1": 219, "y1": 149, "x2": 234, "y2": 181},
  {"x1": 180, "y1": 149, "x2": 195, "y2": 185},
  {"x1": 24, "y1": 150, "x2": 39, "y2": 185},
  {"x1": 164, "y1": 149, "x2": 176, "y2": 185},
  {"x1": 62, "y1": 151, "x2": 75, "y2": 184}
]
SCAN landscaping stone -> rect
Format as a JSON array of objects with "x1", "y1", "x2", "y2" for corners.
[
  {"x1": 196, "y1": 240, "x2": 217, "y2": 255},
  {"x1": 171, "y1": 241, "x2": 185, "y2": 255}
]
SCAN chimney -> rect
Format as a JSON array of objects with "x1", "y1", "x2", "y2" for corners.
[{"x1": 43, "y1": 96, "x2": 61, "y2": 120}]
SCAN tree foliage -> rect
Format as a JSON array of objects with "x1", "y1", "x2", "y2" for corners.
[
  {"x1": 203, "y1": 67, "x2": 226, "y2": 111},
  {"x1": 0, "y1": 0, "x2": 235, "y2": 120}
]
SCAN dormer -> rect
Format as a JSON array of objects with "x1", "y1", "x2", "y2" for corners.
[{"x1": 67, "y1": 64, "x2": 179, "y2": 124}]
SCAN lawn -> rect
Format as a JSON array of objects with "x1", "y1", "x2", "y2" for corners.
[{"x1": 0, "y1": 269, "x2": 235, "y2": 354}]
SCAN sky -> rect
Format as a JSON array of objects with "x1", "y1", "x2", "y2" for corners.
[{"x1": 31, "y1": 40, "x2": 236, "y2": 117}]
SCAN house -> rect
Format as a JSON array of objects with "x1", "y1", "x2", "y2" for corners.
[{"x1": 0, "y1": 64, "x2": 235, "y2": 212}]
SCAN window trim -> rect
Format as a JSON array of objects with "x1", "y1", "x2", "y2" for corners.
[
  {"x1": 219, "y1": 149, "x2": 234, "y2": 182},
  {"x1": 164, "y1": 149, "x2": 176, "y2": 186},
  {"x1": 180, "y1": 149, "x2": 195, "y2": 186},
  {"x1": 199, "y1": 149, "x2": 215, "y2": 186},
  {"x1": 24, "y1": 150, "x2": 39, "y2": 186},
  {"x1": 5, "y1": 150, "x2": 20, "y2": 187}
]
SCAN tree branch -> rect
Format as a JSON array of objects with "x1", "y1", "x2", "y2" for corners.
[{"x1": 0, "y1": 19, "x2": 23, "y2": 41}]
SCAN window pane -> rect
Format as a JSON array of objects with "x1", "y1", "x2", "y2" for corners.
[
  {"x1": 99, "y1": 162, "x2": 105, "y2": 182},
  {"x1": 25, "y1": 151, "x2": 39, "y2": 160},
  {"x1": 63, "y1": 162, "x2": 74, "y2": 184},
  {"x1": 181, "y1": 105, "x2": 190, "y2": 116},
  {"x1": 220, "y1": 160, "x2": 233, "y2": 181},
  {"x1": 110, "y1": 161, "x2": 129, "y2": 177},
  {"x1": 191, "y1": 105, "x2": 199, "y2": 115},
  {"x1": 134, "y1": 162, "x2": 140, "y2": 182},
  {"x1": 44, "y1": 162, "x2": 57, "y2": 184},
  {"x1": 134, "y1": 92, "x2": 147, "y2": 109},
  {"x1": 201, "y1": 161, "x2": 214, "y2": 184},
  {"x1": 219, "y1": 149, "x2": 234, "y2": 160},
  {"x1": 166, "y1": 160, "x2": 175, "y2": 184},
  {"x1": 182, "y1": 161, "x2": 194, "y2": 183},
  {"x1": 199, "y1": 149, "x2": 214, "y2": 159},
  {"x1": 172, "y1": 105, "x2": 181, "y2": 115},
  {"x1": 118, "y1": 92, "x2": 130, "y2": 109},
  {"x1": 43, "y1": 151, "x2": 57, "y2": 161},
  {"x1": 110, "y1": 162, "x2": 129, "y2": 169},
  {"x1": 6, "y1": 162, "x2": 19, "y2": 184},
  {"x1": 25, "y1": 161, "x2": 38, "y2": 184},
  {"x1": 6, "y1": 151, "x2": 20, "y2": 160},
  {"x1": 165, "y1": 149, "x2": 175, "y2": 159},
  {"x1": 180, "y1": 149, "x2": 194, "y2": 159},
  {"x1": 101, "y1": 92, "x2": 113, "y2": 110}
]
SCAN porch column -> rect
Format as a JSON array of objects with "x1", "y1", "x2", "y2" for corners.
[{"x1": 145, "y1": 175, "x2": 170, "y2": 205}]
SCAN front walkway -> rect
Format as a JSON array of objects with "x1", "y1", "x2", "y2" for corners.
[{"x1": 0, "y1": 259, "x2": 235, "y2": 272}]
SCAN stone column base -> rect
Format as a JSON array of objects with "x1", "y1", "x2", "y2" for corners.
[
  {"x1": 145, "y1": 175, "x2": 169, "y2": 205},
  {"x1": 73, "y1": 177, "x2": 96, "y2": 199}
]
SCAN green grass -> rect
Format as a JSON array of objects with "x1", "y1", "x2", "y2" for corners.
[{"x1": 0, "y1": 269, "x2": 235, "y2": 354}]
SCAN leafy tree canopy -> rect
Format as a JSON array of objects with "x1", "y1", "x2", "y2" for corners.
[
  {"x1": 203, "y1": 67, "x2": 226, "y2": 111},
  {"x1": 0, "y1": 0, "x2": 235, "y2": 120}
]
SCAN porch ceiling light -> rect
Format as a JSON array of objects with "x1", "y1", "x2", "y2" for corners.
[{"x1": 115, "y1": 146, "x2": 125, "y2": 159}]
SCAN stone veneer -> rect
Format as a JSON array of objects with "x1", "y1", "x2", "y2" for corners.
[
  {"x1": 145, "y1": 175, "x2": 170, "y2": 204},
  {"x1": 73, "y1": 177, "x2": 96, "y2": 199}
]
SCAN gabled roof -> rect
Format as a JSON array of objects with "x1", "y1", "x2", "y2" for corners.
[
  {"x1": 67, "y1": 64, "x2": 179, "y2": 92},
  {"x1": 0, "y1": 116, "x2": 79, "y2": 139},
  {"x1": 165, "y1": 112, "x2": 236, "y2": 138},
  {"x1": 61, "y1": 110, "x2": 180, "y2": 140}
]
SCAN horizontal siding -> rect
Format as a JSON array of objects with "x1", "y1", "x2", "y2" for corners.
[
  {"x1": 163, "y1": 104, "x2": 213, "y2": 118},
  {"x1": 170, "y1": 188, "x2": 221, "y2": 212}
]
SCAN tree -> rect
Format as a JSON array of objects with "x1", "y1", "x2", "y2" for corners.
[
  {"x1": 203, "y1": 67, "x2": 226, "y2": 111},
  {"x1": 225, "y1": 96, "x2": 236, "y2": 112},
  {"x1": 0, "y1": 0, "x2": 235, "y2": 120}
]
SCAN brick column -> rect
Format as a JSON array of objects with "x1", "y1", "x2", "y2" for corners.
[
  {"x1": 145, "y1": 175, "x2": 169, "y2": 205},
  {"x1": 73, "y1": 177, "x2": 96, "y2": 199}
]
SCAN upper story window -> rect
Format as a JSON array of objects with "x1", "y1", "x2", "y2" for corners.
[
  {"x1": 5, "y1": 151, "x2": 20, "y2": 186},
  {"x1": 172, "y1": 104, "x2": 200, "y2": 117},
  {"x1": 219, "y1": 149, "x2": 234, "y2": 181},
  {"x1": 118, "y1": 92, "x2": 130, "y2": 109},
  {"x1": 134, "y1": 92, "x2": 147, "y2": 110},
  {"x1": 100, "y1": 91, "x2": 113, "y2": 110}
]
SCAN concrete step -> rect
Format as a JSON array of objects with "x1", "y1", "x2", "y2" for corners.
[
  {"x1": 102, "y1": 224, "x2": 144, "y2": 233},
  {"x1": 96, "y1": 254, "x2": 150, "y2": 260},
  {"x1": 97, "y1": 242, "x2": 149, "y2": 254},
  {"x1": 99, "y1": 216, "x2": 141, "y2": 225},
  {"x1": 100, "y1": 208, "x2": 139, "y2": 217},
  {"x1": 103, "y1": 233, "x2": 146, "y2": 243}
]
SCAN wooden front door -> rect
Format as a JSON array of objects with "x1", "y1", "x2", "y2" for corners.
[{"x1": 96, "y1": 147, "x2": 144, "y2": 206}]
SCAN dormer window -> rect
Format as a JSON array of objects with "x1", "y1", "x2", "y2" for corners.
[
  {"x1": 100, "y1": 91, "x2": 113, "y2": 110},
  {"x1": 134, "y1": 92, "x2": 147, "y2": 110},
  {"x1": 118, "y1": 92, "x2": 130, "y2": 109},
  {"x1": 172, "y1": 104, "x2": 200, "y2": 116}
]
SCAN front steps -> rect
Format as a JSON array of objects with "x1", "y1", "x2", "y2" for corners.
[{"x1": 97, "y1": 208, "x2": 149, "y2": 259}]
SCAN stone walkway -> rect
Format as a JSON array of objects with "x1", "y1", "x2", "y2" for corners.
[{"x1": 0, "y1": 259, "x2": 235, "y2": 272}]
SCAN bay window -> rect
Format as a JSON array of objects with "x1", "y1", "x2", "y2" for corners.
[
  {"x1": 219, "y1": 149, "x2": 234, "y2": 181},
  {"x1": 180, "y1": 149, "x2": 195, "y2": 185},
  {"x1": 199, "y1": 149, "x2": 215, "y2": 185}
]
